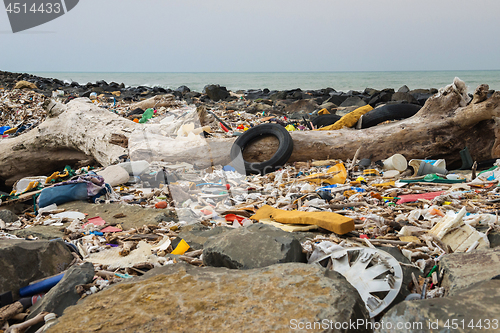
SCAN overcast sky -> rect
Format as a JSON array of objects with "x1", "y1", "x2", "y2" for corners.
[{"x1": 1, "y1": 0, "x2": 499, "y2": 72}]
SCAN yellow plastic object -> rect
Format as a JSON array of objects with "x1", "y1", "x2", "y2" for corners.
[
  {"x1": 251, "y1": 205, "x2": 355, "y2": 235},
  {"x1": 171, "y1": 239, "x2": 190, "y2": 255},
  {"x1": 399, "y1": 236, "x2": 421, "y2": 244},
  {"x1": 318, "y1": 105, "x2": 373, "y2": 131},
  {"x1": 285, "y1": 124, "x2": 296, "y2": 131},
  {"x1": 307, "y1": 163, "x2": 347, "y2": 185},
  {"x1": 363, "y1": 169, "x2": 380, "y2": 177},
  {"x1": 45, "y1": 171, "x2": 60, "y2": 184},
  {"x1": 23, "y1": 181, "x2": 39, "y2": 194},
  {"x1": 318, "y1": 108, "x2": 330, "y2": 115},
  {"x1": 373, "y1": 181, "x2": 396, "y2": 187},
  {"x1": 343, "y1": 190, "x2": 357, "y2": 198},
  {"x1": 3, "y1": 127, "x2": 17, "y2": 134}
]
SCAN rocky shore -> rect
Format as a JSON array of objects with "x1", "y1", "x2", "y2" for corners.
[
  {"x1": 1, "y1": 71, "x2": 500, "y2": 332},
  {"x1": 0, "y1": 70, "x2": 438, "y2": 113}
]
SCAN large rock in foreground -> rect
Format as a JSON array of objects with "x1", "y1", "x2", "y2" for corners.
[
  {"x1": 27, "y1": 262, "x2": 94, "y2": 320},
  {"x1": 49, "y1": 263, "x2": 370, "y2": 333},
  {"x1": 0, "y1": 239, "x2": 73, "y2": 298},
  {"x1": 439, "y1": 248, "x2": 500, "y2": 296},
  {"x1": 203, "y1": 223, "x2": 306, "y2": 269},
  {"x1": 379, "y1": 279, "x2": 500, "y2": 333}
]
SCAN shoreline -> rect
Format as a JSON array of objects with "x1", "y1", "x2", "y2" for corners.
[{"x1": 3, "y1": 70, "x2": 499, "y2": 93}]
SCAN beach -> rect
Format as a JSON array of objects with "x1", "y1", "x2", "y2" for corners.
[{"x1": 1, "y1": 71, "x2": 500, "y2": 332}]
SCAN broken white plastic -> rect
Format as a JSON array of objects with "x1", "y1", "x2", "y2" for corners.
[{"x1": 311, "y1": 247, "x2": 402, "y2": 318}]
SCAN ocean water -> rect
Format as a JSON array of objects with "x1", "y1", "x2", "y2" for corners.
[{"x1": 31, "y1": 71, "x2": 500, "y2": 93}]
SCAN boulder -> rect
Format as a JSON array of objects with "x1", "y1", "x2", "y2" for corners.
[
  {"x1": 284, "y1": 99, "x2": 318, "y2": 114},
  {"x1": 391, "y1": 91, "x2": 418, "y2": 104},
  {"x1": 488, "y1": 231, "x2": 500, "y2": 248},
  {"x1": 412, "y1": 92, "x2": 434, "y2": 106},
  {"x1": 397, "y1": 85, "x2": 410, "y2": 93},
  {"x1": 178, "y1": 223, "x2": 232, "y2": 250},
  {"x1": 204, "y1": 84, "x2": 229, "y2": 101},
  {"x1": 379, "y1": 279, "x2": 500, "y2": 333},
  {"x1": 269, "y1": 90, "x2": 287, "y2": 101},
  {"x1": 96, "y1": 165, "x2": 129, "y2": 186},
  {"x1": 203, "y1": 223, "x2": 306, "y2": 269},
  {"x1": 368, "y1": 91, "x2": 393, "y2": 107},
  {"x1": 59, "y1": 201, "x2": 176, "y2": 232},
  {"x1": 11, "y1": 225, "x2": 66, "y2": 240},
  {"x1": 0, "y1": 209, "x2": 19, "y2": 223},
  {"x1": 14, "y1": 80, "x2": 37, "y2": 90},
  {"x1": 339, "y1": 96, "x2": 367, "y2": 108},
  {"x1": 175, "y1": 85, "x2": 190, "y2": 94},
  {"x1": 0, "y1": 239, "x2": 73, "y2": 298},
  {"x1": 364, "y1": 88, "x2": 380, "y2": 96},
  {"x1": 27, "y1": 262, "x2": 94, "y2": 320},
  {"x1": 49, "y1": 263, "x2": 370, "y2": 333},
  {"x1": 318, "y1": 101, "x2": 338, "y2": 112},
  {"x1": 327, "y1": 93, "x2": 348, "y2": 106},
  {"x1": 439, "y1": 248, "x2": 500, "y2": 296}
]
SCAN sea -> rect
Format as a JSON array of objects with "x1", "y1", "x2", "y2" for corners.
[{"x1": 31, "y1": 71, "x2": 500, "y2": 93}]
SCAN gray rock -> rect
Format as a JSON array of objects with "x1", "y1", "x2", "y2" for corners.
[
  {"x1": 11, "y1": 225, "x2": 65, "y2": 240},
  {"x1": 178, "y1": 223, "x2": 231, "y2": 250},
  {"x1": 397, "y1": 85, "x2": 410, "y2": 93},
  {"x1": 58, "y1": 201, "x2": 176, "y2": 232},
  {"x1": 49, "y1": 263, "x2": 370, "y2": 333},
  {"x1": 335, "y1": 106, "x2": 359, "y2": 117},
  {"x1": 0, "y1": 239, "x2": 73, "y2": 298},
  {"x1": 339, "y1": 96, "x2": 367, "y2": 108},
  {"x1": 488, "y1": 231, "x2": 500, "y2": 248},
  {"x1": 379, "y1": 279, "x2": 500, "y2": 333},
  {"x1": 0, "y1": 209, "x2": 19, "y2": 223},
  {"x1": 327, "y1": 94, "x2": 348, "y2": 106},
  {"x1": 439, "y1": 248, "x2": 500, "y2": 296},
  {"x1": 364, "y1": 88, "x2": 380, "y2": 96},
  {"x1": 391, "y1": 91, "x2": 418, "y2": 104},
  {"x1": 175, "y1": 85, "x2": 190, "y2": 94},
  {"x1": 203, "y1": 223, "x2": 306, "y2": 269},
  {"x1": 283, "y1": 99, "x2": 318, "y2": 114},
  {"x1": 27, "y1": 262, "x2": 94, "y2": 319},
  {"x1": 368, "y1": 91, "x2": 393, "y2": 107},
  {"x1": 318, "y1": 101, "x2": 338, "y2": 112},
  {"x1": 269, "y1": 90, "x2": 287, "y2": 101},
  {"x1": 204, "y1": 84, "x2": 229, "y2": 101}
]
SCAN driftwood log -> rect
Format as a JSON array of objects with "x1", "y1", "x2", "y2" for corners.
[{"x1": 1, "y1": 78, "x2": 499, "y2": 187}]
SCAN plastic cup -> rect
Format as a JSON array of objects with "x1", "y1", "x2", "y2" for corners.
[{"x1": 383, "y1": 154, "x2": 407, "y2": 172}]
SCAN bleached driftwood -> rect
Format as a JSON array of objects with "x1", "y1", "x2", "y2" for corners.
[{"x1": 1, "y1": 79, "x2": 499, "y2": 187}]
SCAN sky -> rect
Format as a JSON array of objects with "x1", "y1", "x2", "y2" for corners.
[{"x1": 1, "y1": 0, "x2": 500, "y2": 73}]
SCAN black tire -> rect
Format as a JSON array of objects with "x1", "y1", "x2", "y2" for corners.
[
  {"x1": 360, "y1": 103, "x2": 421, "y2": 129},
  {"x1": 230, "y1": 124, "x2": 294, "y2": 175},
  {"x1": 311, "y1": 114, "x2": 342, "y2": 128}
]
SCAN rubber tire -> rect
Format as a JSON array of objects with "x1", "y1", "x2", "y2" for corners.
[
  {"x1": 311, "y1": 114, "x2": 342, "y2": 128},
  {"x1": 360, "y1": 103, "x2": 421, "y2": 129},
  {"x1": 230, "y1": 123, "x2": 294, "y2": 175}
]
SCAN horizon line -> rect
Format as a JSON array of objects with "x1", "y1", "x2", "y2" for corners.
[{"x1": 12, "y1": 69, "x2": 500, "y2": 74}]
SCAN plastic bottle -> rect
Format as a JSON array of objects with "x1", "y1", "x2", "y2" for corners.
[{"x1": 139, "y1": 108, "x2": 154, "y2": 123}]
